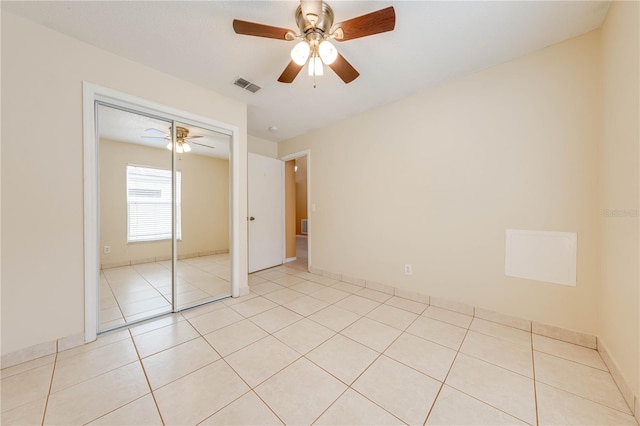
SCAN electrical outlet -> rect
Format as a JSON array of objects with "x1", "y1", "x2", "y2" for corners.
[
  {"x1": 404, "y1": 264, "x2": 413, "y2": 276},
  {"x1": 103, "y1": 246, "x2": 111, "y2": 254}
]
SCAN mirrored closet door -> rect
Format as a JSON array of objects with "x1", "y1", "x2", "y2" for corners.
[
  {"x1": 96, "y1": 104, "x2": 231, "y2": 332},
  {"x1": 173, "y1": 121, "x2": 232, "y2": 310}
]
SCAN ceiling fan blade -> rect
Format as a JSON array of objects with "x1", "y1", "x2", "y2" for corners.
[
  {"x1": 143, "y1": 127, "x2": 168, "y2": 136},
  {"x1": 334, "y1": 6, "x2": 396, "y2": 41},
  {"x1": 185, "y1": 135, "x2": 203, "y2": 140},
  {"x1": 233, "y1": 19, "x2": 294, "y2": 40},
  {"x1": 328, "y1": 53, "x2": 360, "y2": 84},
  {"x1": 141, "y1": 135, "x2": 169, "y2": 141},
  {"x1": 278, "y1": 60, "x2": 304, "y2": 83},
  {"x1": 190, "y1": 141, "x2": 215, "y2": 149}
]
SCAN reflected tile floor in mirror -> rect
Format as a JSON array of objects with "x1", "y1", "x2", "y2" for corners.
[
  {"x1": 2, "y1": 241, "x2": 637, "y2": 425},
  {"x1": 100, "y1": 253, "x2": 232, "y2": 330}
]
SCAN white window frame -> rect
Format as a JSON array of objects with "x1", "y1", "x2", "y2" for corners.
[{"x1": 126, "y1": 165, "x2": 182, "y2": 243}]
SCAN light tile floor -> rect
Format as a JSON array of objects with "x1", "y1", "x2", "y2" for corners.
[
  {"x1": 2, "y1": 240, "x2": 637, "y2": 425},
  {"x1": 100, "y1": 254, "x2": 231, "y2": 330}
]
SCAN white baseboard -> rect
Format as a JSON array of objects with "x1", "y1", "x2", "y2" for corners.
[
  {"x1": 1, "y1": 331, "x2": 85, "y2": 369},
  {"x1": 101, "y1": 249, "x2": 230, "y2": 270},
  {"x1": 598, "y1": 339, "x2": 638, "y2": 418}
]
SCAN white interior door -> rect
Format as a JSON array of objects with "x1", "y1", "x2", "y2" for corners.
[{"x1": 248, "y1": 153, "x2": 283, "y2": 273}]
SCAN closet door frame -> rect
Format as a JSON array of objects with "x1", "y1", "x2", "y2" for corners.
[{"x1": 82, "y1": 82, "x2": 243, "y2": 344}]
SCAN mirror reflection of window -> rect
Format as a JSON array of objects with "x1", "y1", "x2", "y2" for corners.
[{"x1": 127, "y1": 165, "x2": 182, "y2": 242}]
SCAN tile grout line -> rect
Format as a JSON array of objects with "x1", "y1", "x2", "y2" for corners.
[
  {"x1": 422, "y1": 320, "x2": 471, "y2": 425},
  {"x1": 39, "y1": 350, "x2": 58, "y2": 426},
  {"x1": 534, "y1": 348, "x2": 610, "y2": 372},
  {"x1": 531, "y1": 345, "x2": 636, "y2": 417},
  {"x1": 102, "y1": 269, "x2": 169, "y2": 331},
  {"x1": 335, "y1": 304, "x2": 426, "y2": 423},
  {"x1": 128, "y1": 262, "x2": 172, "y2": 306},
  {"x1": 532, "y1": 380, "x2": 638, "y2": 417},
  {"x1": 215, "y1": 334, "x2": 302, "y2": 422},
  {"x1": 345, "y1": 387, "x2": 409, "y2": 425},
  {"x1": 245, "y1": 275, "x2": 411, "y2": 424},
  {"x1": 208, "y1": 314, "x2": 303, "y2": 404},
  {"x1": 37, "y1": 340, "x2": 150, "y2": 418},
  {"x1": 434, "y1": 321, "x2": 536, "y2": 426},
  {"x1": 128, "y1": 328, "x2": 167, "y2": 426},
  {"x1": 453, "y1": 347, "x2": 536, "y2": 382},
  {"x1": 102, "y1": 273, "x2": 127, "y2": 330},
  {"x1": 307, "y1": 386, "x2": 352, "y2": 425},
  {"x1": 246, "y1": 389, "x2": 288, "y2": 425},
  {"x1": 301, "y1": 331, "x2": 407, "y2": 424},
  {"x1": 531, "y1": 326, "x2": 540, "y2": 426},
  {"x1": 102, "y1": 256, "x2": 231, "y2": 332}
]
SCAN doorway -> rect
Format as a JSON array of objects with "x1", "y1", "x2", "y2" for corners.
[
  {"x1": 83, "y1": 83, "x2": 243, "y2": 342},
  {"x1": 281, "y1": 150, "x2": 311, "y2": 271}
]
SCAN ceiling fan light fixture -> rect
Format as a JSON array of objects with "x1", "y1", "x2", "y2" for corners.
[
  {"x1": 291, "y1": 41, "x2": 310, "y2": 66},
  {"x1": 167, "y1": 141, "x2": 190, "y2": 153},
  {"x1": 308, "y1": 56, "x2": 323, "y2": 76},
  {"x1": 318, "y1": 40, "x2": 337, "y2": 64}
]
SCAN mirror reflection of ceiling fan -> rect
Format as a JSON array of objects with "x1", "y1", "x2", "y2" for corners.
[
  {"x1": 232, "y1": 0, "x2": 396, "y2": 85},
  {"x1": 141, "y1": 126, "x2": 212, "y2": 153}
]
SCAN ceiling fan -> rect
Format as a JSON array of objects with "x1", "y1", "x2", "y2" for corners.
[
  {"x1": 232, "y1": 0, "x2": 396, "y2": 85},
  {"x1": 141, "y1": 126, "x2": 211, "y2": 154}
]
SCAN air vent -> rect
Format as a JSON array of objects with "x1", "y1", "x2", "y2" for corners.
[{"x1": 233, "y1": 77, "x2": 261, "y2": 93}]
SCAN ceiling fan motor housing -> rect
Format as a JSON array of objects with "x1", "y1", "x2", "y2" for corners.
[
  {"x1": 296, "y1": 2, "x2": 334, "y2": 36},
  {"x1": 176, "y1": 126, "x2": 190, "y2": 140}
]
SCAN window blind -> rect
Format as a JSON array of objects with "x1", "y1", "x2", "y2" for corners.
[{"x1": 127, "y1": 165, "x2": 181, "y2": 242}]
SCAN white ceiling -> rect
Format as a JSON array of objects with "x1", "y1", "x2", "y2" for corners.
[{"x1": 3, "y1": 1, "x2": 610, "y2": 143}]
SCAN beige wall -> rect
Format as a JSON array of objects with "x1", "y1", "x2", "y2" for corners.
[
  {"x1": 1, "y1": 12, "x2": 247, "y2": 356},
  {"x1": 600, "y1": 1, "x2": 639, "y2": 400},
  {"x1": 285, "y1": 160, "x2": 297, "y2": 259},
  {"x1": 295, "y1": 157, "x2": 308, "y2": 235},
  {"x1": 100, "y1": 139, "x2": 229, "y2": 267},
  {"x1": 248, "y1": 134, "x2": 278, "y2": 158},
  {"x1": 280, "y1": 30, "x2": 602, "y2": 334}
]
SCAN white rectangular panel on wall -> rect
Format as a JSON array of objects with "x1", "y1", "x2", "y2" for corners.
[{"x1": 505, "y1": 229, "x2": 577, "y2": 286}]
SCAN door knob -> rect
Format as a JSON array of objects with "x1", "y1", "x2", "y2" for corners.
[{"x1": 249, "y1": 216, "x2": 255, "y2": 221}]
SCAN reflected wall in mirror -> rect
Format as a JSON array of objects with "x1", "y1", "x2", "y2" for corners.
[
  {"x1": 98, "y1": 105, "x2": 174, "y2": 331},
  {"x1": 97, "y1": 104, "x2": 231, "y2": 332},
  {"x1": 173, "y1": 121, "x2": 231, "y2": 310}
]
